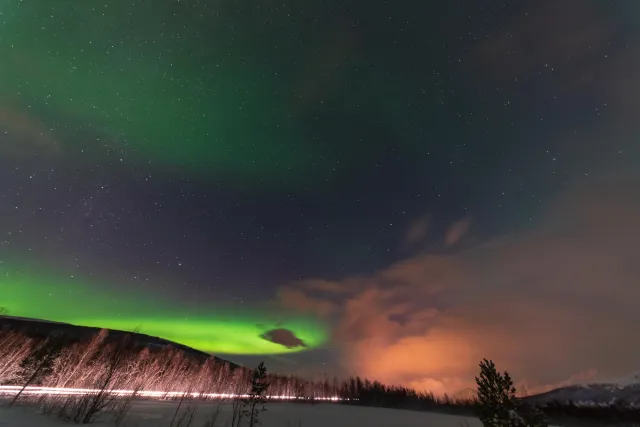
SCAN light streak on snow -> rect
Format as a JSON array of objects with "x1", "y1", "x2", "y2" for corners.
[{"x1": 0, "y1": 385, "x2": 344, "y2": 401}]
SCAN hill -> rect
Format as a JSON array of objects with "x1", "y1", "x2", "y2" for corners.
[
  {"x1": 526, "y1": 375, "x2": 640, "y2": 406},
  {"x1": 0, "y1": 314, "x2": 239, "y2": 368}
]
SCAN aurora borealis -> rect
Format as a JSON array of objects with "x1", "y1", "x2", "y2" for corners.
[
  {"x1": 0, "y1": 261, "x2": 326, "y2": 355},
  {"x1": 0, "y1": 0, "x2": 406, "y2": 186},
  {"x1": 1, "y1": 0, "x2": 640, "y2": 395}
]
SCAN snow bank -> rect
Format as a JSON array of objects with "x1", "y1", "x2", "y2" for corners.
[
  {"x1": 130, "y1": 401, "x2": 483, "y2": 427},
  {"x1": 0, "y1": 401, "x2": 483, "y2": 427},
  {"x1": 0, "y1": 406, "x2": 71, "y2": 427}
]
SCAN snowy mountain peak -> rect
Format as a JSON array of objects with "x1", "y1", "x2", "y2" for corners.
[
  {"x1": 595, "y1": 371, "x2": 640, "y2": 388},
  {"x1": 527, "y1": 371, "x2": 640, "y2": 406}
]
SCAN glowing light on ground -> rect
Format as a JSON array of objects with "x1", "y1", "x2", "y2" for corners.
[{"x1": 0, "y1": 386, "x2": 343, "y2": 401}]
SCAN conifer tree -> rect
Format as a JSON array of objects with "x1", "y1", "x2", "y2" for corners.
[
  {"x1": 475, "y1": 359, "x2": 517, "y2": 426},
  {"x1": 475, "y1": 359, "x2": 547, "y2": 427},
  {"x1": 243, "y1": 362, "x2": 269, "y2": 427}
]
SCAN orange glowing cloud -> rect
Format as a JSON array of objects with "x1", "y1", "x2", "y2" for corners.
[
  {"x1": 276, "y1": 0, "x2": 640, "y2": 396},
  {"x1": 278, "y1": 175, "x2": 640, "y2": 394}
]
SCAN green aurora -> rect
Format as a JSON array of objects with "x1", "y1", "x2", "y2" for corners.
[
  {"x1": 0, "y1": 263, "x2": 327, "y2": 355},
  {"x1": 0, "y1": 1, "x2": 332, "y2": 183},
  {"x1": 0, "y1": 0, "x2": 435, "y2": 187}
]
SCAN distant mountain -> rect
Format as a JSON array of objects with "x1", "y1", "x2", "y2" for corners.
[
  {"x1": 452, "y1": 388, "x2": 477, "y2": 400},
  {"x1": 0, "y1": 315, "x2": 239, "y2": 369},
  {"x1": 526, "y1": 375, "x2": 640, "y2": 406}
]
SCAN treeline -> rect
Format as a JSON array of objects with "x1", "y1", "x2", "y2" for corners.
[
  {"x1": 337, "y1": 376, "x2": 476, "y2": 414},
  {"x1": 0, "y1": 327, "x2": 478, "y2": 410}
]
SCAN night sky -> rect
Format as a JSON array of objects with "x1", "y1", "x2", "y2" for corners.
[{"x1": 1, "y1": 0, "x2": 639, "y2": 395}]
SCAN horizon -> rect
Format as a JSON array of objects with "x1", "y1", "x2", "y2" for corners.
[{"x1": 0, "y1": 313, "x2": 629, "y2": 399}]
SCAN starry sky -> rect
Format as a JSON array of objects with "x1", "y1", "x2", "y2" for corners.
[{"x1": 1, "y1": 0, "x2": 639, "y2": 395}]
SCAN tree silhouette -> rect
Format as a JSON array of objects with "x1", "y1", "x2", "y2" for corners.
[
  {"x1": 475, "y1": 359, "x2": 547, "y2": 427},
  {"x1": 476, "y1": 359, "x2": 517, "y2": 426},
  {"x1": 243, "y1": 362, "x2": 269, "y2": 427}
]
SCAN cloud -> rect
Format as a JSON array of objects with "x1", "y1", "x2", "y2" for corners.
[
  {"x1": 444, "y1": 219, "x2": 471, "y2": 247},
  {"x1": 275, "y1": 0, "x2": 640, "y2": 396},
  {"x1": 277, "y1": 287, "x2": 339, "y2": 316},
  {"x1": 278, "y1": 173, "x2": 640, "y2": 394},
  {"x1": 260, "y1": 328, "x2": 308, "y2": 349}
]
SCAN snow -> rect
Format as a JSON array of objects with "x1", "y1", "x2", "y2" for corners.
[
  {"x1": 0, "y1": 406, "x2": 73, "y2": 427},
  {"x1": 132, "y1": 401, "x2": 483, "y2": 427},
  {"x1": 597, "y1": 371, "x2": 640, "y2": 388},
  {"x1": 0, "y1": 400, "x2": 483, "y2": 427}
]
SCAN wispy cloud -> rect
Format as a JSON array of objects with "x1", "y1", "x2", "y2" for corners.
[{"x1": 444, "y1": 218, "x2": 471, "y2": 248}]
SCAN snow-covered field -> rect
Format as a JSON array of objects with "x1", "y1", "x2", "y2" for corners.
[{"x1": 0, "y1": 400, "x2": 483, "y2": 427}]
